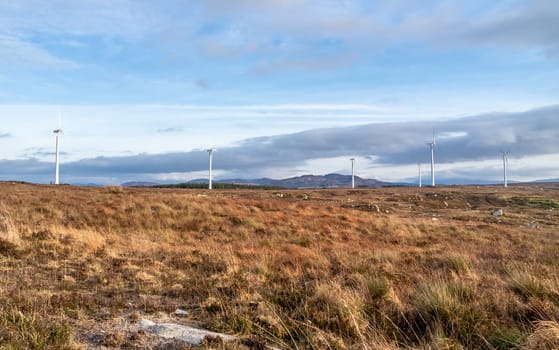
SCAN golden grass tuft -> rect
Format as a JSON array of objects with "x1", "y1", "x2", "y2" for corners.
[{"x1": 523, "y1": 321, "x2": 559, "y2": 350}]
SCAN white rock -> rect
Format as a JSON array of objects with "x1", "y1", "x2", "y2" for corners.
[
  {"x1": 140, "y1": 319, "x2": 156, "y2": 328},
  {"x1": 141, "y1": 319, "x2": 236, "y2": 345},
  {"x1": 493, "y1": 209, "x2": 504, "y2": 217},
  {"x1": 174, "y1": 309, "x2": 189, "y2": 316}
]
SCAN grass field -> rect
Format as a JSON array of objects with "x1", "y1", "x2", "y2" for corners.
[{"x1": 0, "y1": 182, "x2": 558, "y2": 349}]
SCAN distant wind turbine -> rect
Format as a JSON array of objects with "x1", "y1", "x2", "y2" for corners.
[
  {"x1": 501, "y1": 151, "x2": 509, "y2": 188},
  {"x1": 350, "y1": 157, "x2": 355, "y2": 189},
  {"x1": 207, "y1": 147, "x2": 216, "y2": 190},
  {"x1": 53, "y1": 112, "x2": 63, "y2": 185},
  {"x1": 418, "y1": 163, "x2": 422, "y2": 188},
  {"x1": 427, "y1": 130, "x2": 436, "y2": 187}
]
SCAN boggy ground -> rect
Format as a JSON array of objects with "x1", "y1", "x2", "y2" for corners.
[{"x1": 0, "y1": 182, "x2": 558, "y2": 349}]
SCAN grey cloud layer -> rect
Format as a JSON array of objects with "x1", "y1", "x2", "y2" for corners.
[
  {"x1": 232, "y1": 105, "x2": 559, "y2": 166},
  {"x1": 0, "y1": 105, "x2": 557, "y2": 181},
  {"x1": 461, "y1": 0, "x2": 559, "y2": 56},
  {"x1": 195, "y1": 1, "x2": 559, "y2": 61}
]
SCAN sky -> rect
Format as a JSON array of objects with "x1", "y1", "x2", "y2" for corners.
[{"x1": 0, "y1": 0, "x2": 557, "y2": 185}]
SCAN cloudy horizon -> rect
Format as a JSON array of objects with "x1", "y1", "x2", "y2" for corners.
[
  {"x1": 0, "y1": 104, "x2": 557, "y2": 185},
  {"x1": 0, "y1": 1, "x2": 557, "y2": 185}
]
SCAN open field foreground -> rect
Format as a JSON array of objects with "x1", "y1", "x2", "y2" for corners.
[{"x1": 1, "y1": 182, "x2": 558, "y2": 349}]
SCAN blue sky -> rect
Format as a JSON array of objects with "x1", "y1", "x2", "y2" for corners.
[{"x1": 0, "y1": 0, "x2": 558, "y2": 184}]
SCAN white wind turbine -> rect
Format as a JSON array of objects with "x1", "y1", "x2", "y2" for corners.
[
  {"x1": 207, "y1": 146, "x2": 216, "y2": 190},
  {"x1": 53, "y1": 112, "x2": 63, "y2": 185},
  {"x1": 350, "y1": 157, "x2": 355, "y2": 189},
  {"x1": 501, "y1": 151, "x2": 510, "y2": 188},
  {"x1": 427, "y1": 131, "x2": 436, "y2": 187},
  {"x1": 418, "y1": 163, "x2": 422, "y2": 188}
]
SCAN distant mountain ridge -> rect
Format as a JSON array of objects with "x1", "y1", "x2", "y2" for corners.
[
  {"x1": 121, "y1": 181, "x2": 160, "y2": 187},
  {"x1": 225, "y1": 173, "x2": 392, "y2": 188},
  {"x1": 122, "y1": 174, "x2": 394, "y2": 189},
  {"x1": 120, "y1": 175, "x2": 559, "y2": 189},
  {"x1": 534, "y1": 178, "x2": 559, "y2": 183}
]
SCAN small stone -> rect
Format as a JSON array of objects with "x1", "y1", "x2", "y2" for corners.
[
  {"x1": 493, "y1": 209, "x2": 504, "y2": 217},
  {"x1": 526, "y1": 222, "x2": 538, "y2": 229},
  {"x1": 175, "y1": 309, "x2": 189, "y2": 316}
]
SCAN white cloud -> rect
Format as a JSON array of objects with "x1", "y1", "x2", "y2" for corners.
[
  {"x1": 0, "y1": 1, "x2": 159, "y2": 39},
  {"x1": 0, "y1": 34, "x2": 79, "y2": 68}
]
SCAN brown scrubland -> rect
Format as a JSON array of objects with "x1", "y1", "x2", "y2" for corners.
[{"x1": 0, "y1": 182, "x2": 558, "y2": 349}]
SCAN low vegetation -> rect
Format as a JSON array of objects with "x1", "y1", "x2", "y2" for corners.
[
  {"x1": 154, "y1": 183, "x2": 283, "y2": 190},
  {"x1": 0, "y1": 182, "x2": 558, "y2": 349}
]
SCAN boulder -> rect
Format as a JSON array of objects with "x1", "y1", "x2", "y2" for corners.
[{"x1": 140, "y1": 319, "x2": 236, "y2": 346}]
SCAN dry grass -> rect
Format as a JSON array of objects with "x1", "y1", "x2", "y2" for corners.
[
  {"x1": 0, "y1": 182, "x2": 558, "y2": 349},
  {"x1": 523, "y1": 321, "x2": 559, "y2": 350}
]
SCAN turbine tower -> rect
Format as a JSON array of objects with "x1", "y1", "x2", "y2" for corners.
[
  {"x1": 502, "y1": 151, "x2": 509, "y2": 188},
  {"x1": 427, "y1": 131, "x2": 436, "y2": 187},
  {"x1": 207, "y1": 147, "x2": 216, "y2": 190},
  {"x1": 350, "y1": 157, "x2": 355, "y2": 189},
  {"x1": 418, "y1": 163, "x2": 422, "y2": 188},
  {"x1": 53, "y1": 112, "x2": 63, "y2": 185}
]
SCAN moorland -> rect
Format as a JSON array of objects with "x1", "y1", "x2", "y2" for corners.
[{"x1": 0, "y1": 182, "x2": 558, "y2": 349}]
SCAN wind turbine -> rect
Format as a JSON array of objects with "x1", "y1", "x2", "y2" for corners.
[
  {"x1": 207, "y1": 147, "x2": 216, "y2": 190},
  {"x1": 350, "y1": 157, "x2": 355, "y2": 189},
  {"x1": 418, "y1": 163, "x2": 422, "y2": 188},
  {"x1": 427, "y1": 130, "x2": 436, "y2": 187},
  {"x1": 501, "y1": 151, "x2": 509, "y2": 188},
  {"x1": 53, "y1": 112, "x2": 63, "y2": 185}
]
